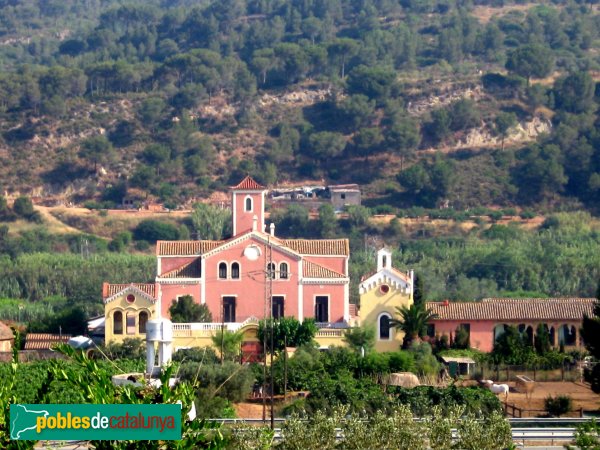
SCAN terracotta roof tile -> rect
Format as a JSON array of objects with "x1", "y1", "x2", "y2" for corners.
[
  {"x1": 427, "y1": 298, "x2": 596, "y2": 322},
  {"x1": 349, "y1": 304, "x2": 358, "y2": 318},
  {"x1": 282, "y1": 239, "x2": 349, "y2": 256},
  {"x1": 160, "y1": 259, "x2": 201, "y2": 278},
  {"x1": 157, "y1": 240, "x2": 223, "y2": 256},
  {"x1": 303, "y1": 260, "x2": 346, "y2": 279},
  {"x1": 24, "y1": 333, "x2": 71, "y2": 350},
  {"x1": 231, "y1": 176, "x2": 264, "y2": 190},
  {"x1": 105, "y1": 283, "x2": 156, "y2": 299}
]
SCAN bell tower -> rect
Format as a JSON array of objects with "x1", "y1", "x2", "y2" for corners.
[{"x1": 230, "y1": 176, "x2": 266, "y2": 236}]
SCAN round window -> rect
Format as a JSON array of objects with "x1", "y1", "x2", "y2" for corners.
[
  {"x1": 380, "y1": 284, "x2": 390, "y2": 294},
  {"x1": 126, "y1": 294, "x2": 136, "y2": 303}
]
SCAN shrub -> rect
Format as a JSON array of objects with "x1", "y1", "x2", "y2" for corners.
[
  {"x1": 545, "y1": 395, "x2": 572, "y2": 417},
  {"x1": 133, "y1": 219, "x2": 180, "y2": 242}
]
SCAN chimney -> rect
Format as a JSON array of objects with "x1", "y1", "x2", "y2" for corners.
[
  {"x1": 442, "y1": 299, "x2": 449, "y2": 306},
  {"x1": 252, "y1": 215, "x2": 258, "y2": 231},
  {"x1": 269, "y1": 223, "x2": 275, "y2": 237}
]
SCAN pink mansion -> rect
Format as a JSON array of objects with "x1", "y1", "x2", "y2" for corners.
[{"x1": 103, "y1": 176, "x2": 351, "y2": 340}]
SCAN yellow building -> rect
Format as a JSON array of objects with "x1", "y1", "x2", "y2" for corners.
[{"x1": 358, "y1": 249, "x2": 414, "y2": 352}]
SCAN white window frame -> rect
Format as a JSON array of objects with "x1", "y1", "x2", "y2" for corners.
[
  {"x1": 244, "y1": 195, "x2": 253, "y2": 212},
  {"x1": 377, "y1": 312, "x2": 393, "y2": 341},
  {"x1": 314, "y1": 294, "x2": 330, "y2": 323},
  {"x1": 218, "y1": 261, "x2": 228, "y2": 279}
]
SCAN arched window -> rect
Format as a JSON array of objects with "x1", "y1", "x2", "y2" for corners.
[
  {"x1": 139, "y1": 311, "x2": 148, "y2": 334},
  {"x1": 231, "y1": 262, "x2": 240, "y2": 279},
  {"x1": 245, "y1": 197, "x2": 253, "y2": 212},
  {"x1": 126, "y1": 312, "x2": 136, "y2": 335},
  {"x1": 279, "y1": 262, "x2": 288, "y2": 279},
  {"x1": 218, "y1": 262, "x2": 227, "y2": 279},
  {"x1": 379, "y1": 313, "x2": 391, "y2": 340},
  {"x1": 114, "y1": 311, "x2": 123, "y2": 335},
  {"x1": 267, "y1": 262, "x2": 276, "y2": 279}
]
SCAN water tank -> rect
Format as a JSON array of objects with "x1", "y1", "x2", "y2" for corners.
[{"x1": 146, "y1": 319, "x2": 173, "y2": 342}]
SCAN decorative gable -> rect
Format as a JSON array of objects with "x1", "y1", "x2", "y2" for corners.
[
  {"x1": 359, "y1": 268, "x2": 412, "y2": 295},
  {"x1": 103, "y1": 284, "x2": 157, "y2": 305}
]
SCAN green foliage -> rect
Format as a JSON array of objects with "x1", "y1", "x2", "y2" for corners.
[
  {"x1": 48, "y1": 345, "x2": 226, "y2": 449},
  {"x1": 178, "y1": 361, "x2": 253, "y2": 418},
  {"x1": 103, "y1": 338, "x2": 146, "y2": 360},
  {"x1": 134, "y1": 219, "x2": 181, "y2": 243},
  {"x1": 505, "y1": 44, "x2": 554, "y2": 84},
  {"x1": 491, "y1": 325, "x2": 534, "y2": 365},
  {"x1": 258, "y1": 317, "x2": 317, "y2": 352},
  {"x1": 27, "y1": 305, "x2": 87, "y2": 335},
  {"x1": 211, "y1": 330, "x2": 244, "y2": 362},
  {"x1": 170, "y1": 295, "x2": 213, "y2": 323},
  {"x1": 544, "y1": 395, "x2": 572, "y2": 417},
  {"x1": 390, "y1": 303, "x2": 438, "y2": 348},
  {"x1": 172, "y1": 347, "x2": 219, "y2": 364},
  {"x1": 568, "y1": 419, "x2": 600, "y2": 450},
  {"x1": 398, "y1": 154, "x2": 455, "y2": 207},
  {"x1": 191, "y1": 203, "x2": 232, "y2": 240},
  {"x1": 343, "y1": 325, "x2": 376, "y2": 354}
]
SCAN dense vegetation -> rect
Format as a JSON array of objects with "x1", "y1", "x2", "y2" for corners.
[{"x1": 0, "y1": 0, "x2": 598, "y2": 213}]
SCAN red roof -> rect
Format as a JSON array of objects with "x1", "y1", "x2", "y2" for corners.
[
  {"x1": 231, "y1": 176, "x2": 264, "y2": 190},
  {"x1": 24, "y1": 333, "x2": 71, "y2": 350},
  {"x1": 428, "y1": 298, "x2": 596, "y2": 322},
  {"x1": 104, "y1": 283, "x2": 156, "y2": 299}
]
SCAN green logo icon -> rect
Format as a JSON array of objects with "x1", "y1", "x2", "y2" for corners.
[{"x1": 10, "y1": 404, "x2": 182, "y2": 440}]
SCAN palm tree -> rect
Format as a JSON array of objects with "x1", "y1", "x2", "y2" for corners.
[{"x1": 390, "y1": 303, "x2": 438, "y2": 349}]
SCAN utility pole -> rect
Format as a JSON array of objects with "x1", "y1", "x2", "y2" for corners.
[
  {"x1": 220, "y1": 299, "x2": 224, "y2": 365},
  {"x1": 268, "y1": 236, "x2": 274, "y2": 430},
  {"x1": 284, "y1": 334, "x2": 288, "y2": 402}
]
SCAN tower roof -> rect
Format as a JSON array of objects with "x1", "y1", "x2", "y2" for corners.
[{"x1": 231, "y1": 176, "x2": 264, "y2": 190}]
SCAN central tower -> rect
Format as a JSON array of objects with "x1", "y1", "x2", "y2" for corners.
[{"x1": 230, "y1": 176, "x2": 266, "y2": 236}]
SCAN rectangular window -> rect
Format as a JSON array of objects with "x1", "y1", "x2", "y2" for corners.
[
  {"x1": 126, "y1": 312, "x2": 136, "y2": 335},
  {"x1": 223, "y1": 297, "x2": 236, "y2": 323},
  {"x1": 315, "y1": 296, "x2": 328, "y2": 323},
  {"x1": 272, "y1": 296, "x2": 284, "y2": 319},
  {"x1": 426, "y1": 324, "x2": 436, "y2": 338}
]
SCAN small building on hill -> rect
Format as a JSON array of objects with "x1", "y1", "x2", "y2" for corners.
[
  {"x1": 427, "y1": 297, "x2": 596, "y2": 352},
  {"x1": 358, "y1": 248, "x2": 414, "y2": 352},
  {"x1": 329, "y1": 184, "x2": 361, "y2": 212}
]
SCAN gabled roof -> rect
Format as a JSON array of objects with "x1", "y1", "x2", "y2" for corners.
[
  {"x1": 428, "y1": 298, "x2": 596, "y2": 322},
  {"x1": 103, "y1": 283, "x2": 156, "y2": 304},
  {"x1": 360, "y1": 266, "x2": 411, "y2": 283},
  {"x1": 303, "y1": 260, "x2": 346, "y2": 279},
  {"x1": 282, "y1": 239, "x2": 349, "y2": 256},
  {"x1": 157, "y1": 240, "x2": 223, "y2": 256},
  {"x1": 156, "y1": 235, "x2": 350, "y2": 259},
  {"x1": 160, "y1": 259, "x2": 201, "y2": 278},
  {"x1": 231, "y1": 176, "x2": 264, "y2": 190}
]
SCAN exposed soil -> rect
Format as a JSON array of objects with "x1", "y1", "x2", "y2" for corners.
[{"x1": 504, "y1": 381, "x2": 600, "y2": 417}]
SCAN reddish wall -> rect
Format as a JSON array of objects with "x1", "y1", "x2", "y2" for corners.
[
  {"x1": 432, "y1": 320, "x2": 495, "y2": 352},
  {"x1": 302, "y1": 284, "x2": 346, "y2": 323},
  {"x1": 233, "y1": 191, "x2": 264, "y2": 235},
  {"x1": 203, "y1": 238, "x2": 300, "y2": 322},
  {"x1": 160, "y1": 284, "x2": 201, "y2": 318}
]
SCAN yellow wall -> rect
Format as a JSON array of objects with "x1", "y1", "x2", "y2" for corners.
[
  {"x1": 359, "y1": 283, "x2": 412, "y2": 352},
  {"x1": 104, "y1": 292, "x2": 156, "y2": 344}
]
